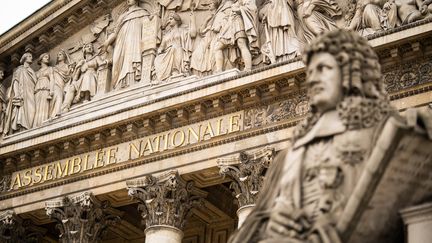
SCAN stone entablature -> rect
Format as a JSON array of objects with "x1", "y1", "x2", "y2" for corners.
[{"x1": 2, "y1": 24, "x2": 430, "y2": 169}]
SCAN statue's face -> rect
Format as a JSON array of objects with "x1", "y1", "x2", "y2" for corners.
[
  {"x1": 42, "y1": 54, "x2": 50, "y2": 64},
  {"x1": 84, "y1": 44, "x2": 93, "y2": 54},
  {"x1": 57, "y1": 52, "x2": 65, "y2": 62},
  {"x1": 306, "y1": 52, "x2": 343, "y2": 114},
  {"x1": 127, "y1": 0, "x2": 137, "y2": 6},
  {"x1": 167, "y1": 15, "x2": 178, "y2": 27},
  {"x1": 0, "y1": 70, "x2": 4, "y2": 80},
  {"x1": 26, "y1": 54, "x2": 33, "y2": 64}
]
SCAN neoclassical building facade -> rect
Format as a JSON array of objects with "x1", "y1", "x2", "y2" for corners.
[{"x1": 0, "y1": 0, "x2": 432, "y2": 242}]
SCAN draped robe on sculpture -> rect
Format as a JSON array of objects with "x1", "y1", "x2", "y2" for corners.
[
  {"x1": 34, "y1": 66, "x2": 53, "y2": 127},
  {"x1": 111, "y1": 6, "x2": 150, "y2": 90},
  {"x1": 297, "y1": 0, "x2": 341, "y2": 41},
  {"x1": 4, "y1": 66, "x2": 36, "y2": 134},
  {"x1": 50, "y1": 63, "x2": 72, "y2": 118}
]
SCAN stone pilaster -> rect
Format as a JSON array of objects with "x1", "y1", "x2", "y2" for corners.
[
  {"x1": 127, "y1": 170, "x2": 206, "y2": 243},
  {"x1": 0, "y1": 210, "x2": 46, "y2": 243},
  {"x1": 45, "y1": 192, "x2": 120, "y2": 243},
  {"x1": 400, "y1": 202, "x2": 432, "y2": 243},
  {"x1": 217, "y1": 146, "x2": 275, "y2": 227}
]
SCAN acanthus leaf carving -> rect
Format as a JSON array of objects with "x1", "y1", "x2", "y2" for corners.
[
  {"x1": 126, "y1": 170, "x2": 207, "y2": 230},
  {"x1": 217, "y1": 146, "x2": 275, "y2": 207},
  {"x1": 45, "y1": 192, "x2": 121, "y2": 243},
  {"x1": 0, "y1": 210, "x2": 46, "y2": 243}
]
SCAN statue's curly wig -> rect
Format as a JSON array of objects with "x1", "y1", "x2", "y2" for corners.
[
  {"x1": 293, "y1": 30, "x2": 393, "y2": 141},
  {"x1": 303, "y1": 29, "x2": 386, "y2": 100}
]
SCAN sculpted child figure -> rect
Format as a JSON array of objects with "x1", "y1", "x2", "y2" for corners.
[{"x1": 228, "y1": 29, "x2": 431, "y2": 243}]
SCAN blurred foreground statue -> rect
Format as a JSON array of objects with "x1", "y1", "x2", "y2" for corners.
[{"x1": 229, "y1": 29, "x2": 432, "y2": 243}]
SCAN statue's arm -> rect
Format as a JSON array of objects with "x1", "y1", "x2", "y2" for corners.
[{"x1": 189, "y1": 12, "x2": 197, "y2": 38}]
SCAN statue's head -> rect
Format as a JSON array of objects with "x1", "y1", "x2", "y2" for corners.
[
  {"x1": 20, "y1": 52, "x2": 33, "y2": 64},
  {"x1": 166, "y1": 11, "x2": 182, "y2": 28},
  {"x1": 38, "y1": 53, "x2": 50, "y2": 65},
  {"x1": 293, "y1": 30, "x2": 391, "y2": 140},
  {"x1": 82, "y1": 43, "x2": 94, "y2": 56},
  {"x1": 56, "y1": 50, "x2": 69, "y2": 64},
  {"x1": 303, "y1": 30, "x2": 385, "y2": 114}
]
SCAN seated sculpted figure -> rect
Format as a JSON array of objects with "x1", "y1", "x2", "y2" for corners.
[
  {"x1": 228, "y1": 30, "x2": 432, "y2": 243},
  {"x1": 62, "y1": 43, "x2": 108, "y2": 112},
  {"x1": 154, "y1": 11, "x2": 196, "y2": 81},
  {"x1": 347, "y1": 0, "x2": 388, "y2": 35},
  {"x1": 393, "y1": 0, "x2": 425, "y2": 24},
  {"x1": 295, "y1": 0, "x2": 342, "y2": 41}
]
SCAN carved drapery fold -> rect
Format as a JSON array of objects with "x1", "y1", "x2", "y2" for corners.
[
  {"x1": 45, "y1": 192, "x2": 120, "y2": 243},
  {"x1": 126, "y1": 170, "x2": 206, "y2": 230},
  {"x1": 217, "y1": 146, "x2": 275, "y2": 207},
  {"x1": 0, "y1": 210, "x2": 46, "y2": 243}
]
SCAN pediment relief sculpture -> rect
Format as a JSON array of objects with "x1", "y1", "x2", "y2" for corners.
[
  {"x1": 61, "y1": 43, "x2": 109, "y2": 112},
  {"x1": 1, "y1": 0, "x2": 431, "y2": 135}
]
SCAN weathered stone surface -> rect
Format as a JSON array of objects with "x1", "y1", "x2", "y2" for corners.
[
  {"x1": 126, "y1": 170, "x2": 207, "y2": 230},
  {"x1": 45, "y1": 192, "x2": 121, "y2": 243}
]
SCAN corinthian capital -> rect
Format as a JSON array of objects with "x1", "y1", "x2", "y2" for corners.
[
  {"x1": 217, "y1": 146, "x2": 275, "y2": 207},
  {"x1": 126, "y1": 170, "x2": 207, "y2": 230},
  {"x1": 45, "y1": 192, "x2": 120, "y2": 243},
  {"x1": 0, "y1": 210, "x2": 46, "y2": 243}
]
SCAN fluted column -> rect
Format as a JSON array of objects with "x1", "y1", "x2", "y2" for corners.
[
  {"x1": 45, "y1": 192, "x2": 120, "y2": 243},
  {"x1": 0, "y1": 210, "x2": 46, "y2": 243},
  {"x1": 217, "y1": 146, "x2": 275, "y2": 227},
  {"x1": 127, "y1": 170, "x2": 206, "y2": 243}
]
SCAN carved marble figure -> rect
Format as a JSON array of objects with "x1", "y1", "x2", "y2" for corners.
[
  {"x1": 50, "y1": 50, "x2": 74, "y2": 118},
  {"x1": 213, "y1": 0, "x2": 259, "y2": 72},
  {"x1": 3, "y1": 53, "x2": 37, "y2": 135},
  {"x1": 295, "y1": 0, "x2": 342, "y2": 41},
  {"x1": 190, "y1": 0, "x2": 223, "y2": 75},
  {"x1": 259, "y1": 0, "x2": 301, "y2": 63},
  {"x1": 420, "y1": 0, "x2": 432, "y2": 15},
  {"x1": 393, "y1": 0, "x2": 425, "y2": 24},
  {"x1": 347, "y1": 0, "x2": 387, "y2": 35},
  {"x1": 103, "y1": 0, "x2": 150, "y2": 90},
  {"x1": 62, "y1": 43, "x2": 108, "y2": 112},
  {"x1": 154, "y1": 11, "x2": 196, "y2": 81},
  {"x1": 34, "y1": 53, "x2": 54, "y2": 127},
  {"x1": 228, "y1": 30, "x2": 432, "y2": 243}
]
